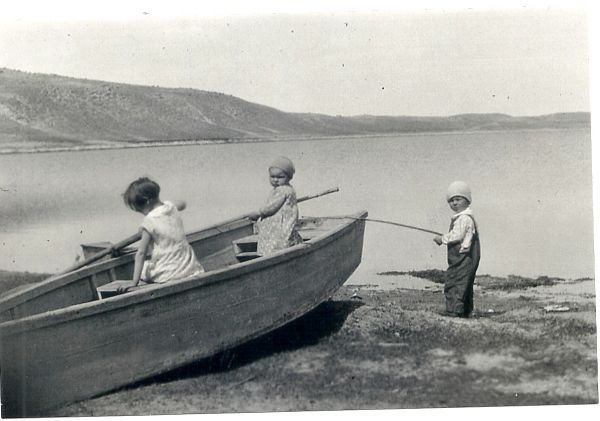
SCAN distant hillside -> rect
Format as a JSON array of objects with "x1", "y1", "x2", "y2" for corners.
[{"x1": 0, "y1": 68, "x2": 590, "y2": 152}]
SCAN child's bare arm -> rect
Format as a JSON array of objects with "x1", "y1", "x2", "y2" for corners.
[
  {"x1": 118, "y1": 229, "x2": 152, "y2": 292},
  {"x1": 132, "y1": 230, "x2": 152, "y2": 284},
  {"x1": 259, "y1": 194, "x2": 287, "y2": 218}
]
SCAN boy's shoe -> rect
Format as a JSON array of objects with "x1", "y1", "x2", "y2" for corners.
[{"x1": 437, "y1": 310, "x2": 462, "y2": 318}]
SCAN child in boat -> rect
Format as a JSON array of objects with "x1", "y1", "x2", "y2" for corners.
[
  {"x1": 433, "y1": 181, "x2": 481, "y2": 318},
  {"x1": 247, "y1": 156, "x2": 303, "y2": 256},
  {"x1": 118, "y1": 177, "x2": 204, "y2": 291}
]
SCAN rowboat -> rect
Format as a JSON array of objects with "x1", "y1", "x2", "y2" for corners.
[{"x1": 0, "y1": 209, "x2": 367, "y2": 417}]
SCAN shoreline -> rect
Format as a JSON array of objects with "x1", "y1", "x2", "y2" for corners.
[
  {"x1": 0, "y1": 127, "x2": 589, "y2": 155},
  {"x1": 50, "y1": 274, "x2": 598, "y2": 416},
  {"x1": 1, "y1": 268, "x2": 595, "y2": 297}
]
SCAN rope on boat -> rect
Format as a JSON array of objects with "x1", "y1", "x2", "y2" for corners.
[{"x1": 321, "y1": 216, "x2": 443, "y2": 236}]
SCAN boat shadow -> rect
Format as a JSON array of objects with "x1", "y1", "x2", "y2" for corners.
[{"x1": 132, "y1": 298, "x2": 364, "y2": 387}]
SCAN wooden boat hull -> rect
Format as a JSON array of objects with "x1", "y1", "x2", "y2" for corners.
[{"x1": 0, "y1": 211, "x2": 366, "y2": 417}]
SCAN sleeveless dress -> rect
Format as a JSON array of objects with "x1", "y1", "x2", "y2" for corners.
[
  {"x1": 256, "y1": 185, "x2": 303, "y2": 256},
  {"x1": 140, "y1": 201, "x2": 204, "y2": 283}
]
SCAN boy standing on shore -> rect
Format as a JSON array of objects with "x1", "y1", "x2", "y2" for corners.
[{"x1": 434, "y1": 181, "x2": 481, "y2": 318}]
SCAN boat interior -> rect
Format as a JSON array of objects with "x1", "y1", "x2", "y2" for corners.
[{"x1": 0, "y1": 216, "x2": 346, "y2": 323}]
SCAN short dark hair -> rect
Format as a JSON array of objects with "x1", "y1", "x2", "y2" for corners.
[{"x1": 123, "y1": 177, "x2": 160, "y2": 212}]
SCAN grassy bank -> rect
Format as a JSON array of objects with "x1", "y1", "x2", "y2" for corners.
[{"x1": 0, "y1": 269, "x2": 50, "y2": 297}]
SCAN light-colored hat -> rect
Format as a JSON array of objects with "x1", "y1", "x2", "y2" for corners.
[
  {"x1": 446, "y1": 181, "x2": 472, "y2": 203},
  {"x1": 269, "y1": 156, "x2": 295, "y2": 179}
]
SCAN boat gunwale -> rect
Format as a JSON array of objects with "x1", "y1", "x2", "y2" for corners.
[
  {"x1": 0, "y1": 217, "x2": 253, "y2": 313},
  {"x1": 0, "y1": 210, "x2": 367, "y2": 336}
]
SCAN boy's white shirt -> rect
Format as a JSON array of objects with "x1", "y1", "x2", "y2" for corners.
[{"x1": 441, "y1": 207, "x2": 476, "y2": 253}]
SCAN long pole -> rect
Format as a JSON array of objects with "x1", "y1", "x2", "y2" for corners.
[
  {"x1": 56, "y1": 233, "x2": 140, "y2": 275},
  {"x1": 297, "y1": 187, "x2": 339, "y2": 203},
  {"x1": 323, "y1": 216, "x2": 442, "y2": 236}
]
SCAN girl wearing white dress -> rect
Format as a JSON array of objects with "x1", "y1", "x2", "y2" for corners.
[{"x1": 119, "y1": 177, "x2": 204, "y2": 291}]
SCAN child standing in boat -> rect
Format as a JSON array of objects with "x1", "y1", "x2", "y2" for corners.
[
  {"x1": 433, "y1": 181, "x2": 481, "y2": 318},
  {"x1": 119, "y1": 177, "x2": 204, "y2": 291},
  {"x1": 248, "y1": 156, "x2": 303, "y2": 256}
]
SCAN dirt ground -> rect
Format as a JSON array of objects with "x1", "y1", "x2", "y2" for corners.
[{"x1": 39, "y1": 272, "x2": 598, "y2": 417}]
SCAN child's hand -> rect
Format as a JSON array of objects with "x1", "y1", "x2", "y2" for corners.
[
  {"x1": 117, "y1": 281, "x2": 138, "y2": 293},
  {"x1": 110, "y1": 246, "x2": 121, "y2": 258},
  {"x1": 433, "y1": 235, "x2": 443, "y2": 246},
  {"x1": 247, "y1": 211, "x2": 261, "y2": 221},
  {"x1": 173, "y1": 200, "x2": 187, "y2": 211}
]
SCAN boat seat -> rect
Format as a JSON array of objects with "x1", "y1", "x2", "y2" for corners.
[
  {"x1": 232, "y1": 235, "x2": 260, "y2": 262},
  {"x1": 96, "y1": 280, "x2": 136, "y2": 299},
  {"x1": 235, "y1": 251, "x2": 261, "y2": 262}
]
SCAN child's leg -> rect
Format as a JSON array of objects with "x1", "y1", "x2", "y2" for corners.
[
  {"x1": 463, "y1": 258, "x2": 480, "y2": 316},
  {"x1": 445, "y1": 272, "x2": 468, "y2": 314},
  {"x1": 463, "y1": 276, "x2": 475, "y2": 315},
  {"x1": 445, "y1": 256, "x2": 475, "y2": 315}
]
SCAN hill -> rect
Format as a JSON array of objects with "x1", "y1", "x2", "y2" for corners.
[{"x1": 0, "y1": 68, "x2": 590, "y2": 153}]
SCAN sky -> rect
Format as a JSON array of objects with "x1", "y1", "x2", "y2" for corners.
[{"x1": 0, "y1": 0, "x2": 592, "y2": 117}]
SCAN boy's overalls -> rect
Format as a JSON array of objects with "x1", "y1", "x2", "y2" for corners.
[{"x1": 445, "y1": 215, "x2": 480, "y2": 316}]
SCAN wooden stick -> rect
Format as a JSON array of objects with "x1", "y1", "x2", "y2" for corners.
[
  {"x1": 324, "y1": 216, "x2": 443, "y2": 236},
  {"x1": 233, "y1": 186, "x2": 340, "y2": 222},
  {"x1": 56, "y1": 232, "x2": 141, "y2": 275},
  {"x1": 297, "y1": 187, "x2": 339, "y2": 203}
]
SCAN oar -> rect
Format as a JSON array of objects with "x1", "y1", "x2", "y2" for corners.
[
  {"x1": 297, "y1": 187, "x2": 339, "y2": 204},
  {"x1": 56, "y1": 232, "x2": 141, "y2": 275},
  {"x1": 57, "y1": 186, "x2": 340, "y2": 275}
]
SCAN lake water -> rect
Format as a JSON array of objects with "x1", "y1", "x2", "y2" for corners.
[{"x1": 0, "y1": 129, "x2": 594, "y2": 282}]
